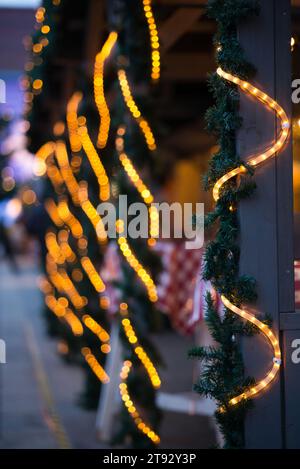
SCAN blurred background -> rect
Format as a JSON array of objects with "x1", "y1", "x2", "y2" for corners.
[{"x1": 0, "y1": 0, "x2": 299, "y2": 450}]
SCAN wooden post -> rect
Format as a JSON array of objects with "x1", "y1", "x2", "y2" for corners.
[
  {"x1": 95, "y1": 321, "x2": 123, "y2": 441},
  {"x1": 238, "y1": 0, "x2": 297, "y2": 448}
]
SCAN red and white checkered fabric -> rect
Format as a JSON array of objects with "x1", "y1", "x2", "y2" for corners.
[
  {"x1": 100, "y1": 240, "x2": 219, "y2": 335},
  {"x1": 156, "y1": 241, "x2": 223, "y2": 334},
  {"x1": 155, "y1": 241, "x2": 203, "y2": 334},
  {"x1": 100, "y1": 242, "x2": 121, "y2": 314},
  {"x1": 100, "y1": 243, "x2": 300, "y2": 335}
]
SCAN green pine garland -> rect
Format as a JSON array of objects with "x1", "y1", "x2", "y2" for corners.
[
  {"x1": 189, "y1": 0, "x2": 262, "y2": 449},
  {"x1": 25, "y1": 0, "x2": 61, "y2": 148},
  {"x1": 109, "y1": 0, "x2": 163, "y2": 449},
  {"x1": 24, "y1": 0, "x2": 111, "y2": 409}
]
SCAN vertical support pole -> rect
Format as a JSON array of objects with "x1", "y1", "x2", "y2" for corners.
[
  {"x1": 95, "y1": 322, "x2": 122, "y2": 441},
  {"x1": 237, "y1": 0, "x2": 295, "y2": 448}
]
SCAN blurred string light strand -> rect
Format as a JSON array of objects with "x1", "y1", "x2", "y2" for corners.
[
  {"x1": 35, "y1": 117, "x2": 112, "y2": 385},
  {"x1": 112, "y1": 0, "x2": 162, "y2": 443},
  {"x1": 23, "y1": 2, "x2": 61, "y2": 116},
  {"x1": 94, "y1": 31, "x2": 118, "y2": 149},
  {"x1": 115, "y1": 126, "x2": 159, "y2": 245},
  {"x1": 33, "y1": 1, "x2": 162, "y2": 438},
  {"x1": 118, "y1": 69, "x2": 157, "y2": 151},
  {"x1": 142, "y1": 0, "x2": 160, "y2": 81}
]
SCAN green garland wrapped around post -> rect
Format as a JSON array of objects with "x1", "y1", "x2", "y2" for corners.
[
  {"x1": 24, "y1": 0, "x2": 61, "y2": 145},
  {"x1": 24, "y1": 0, "x2": 164, "y2": 442},
  {"x1": 24, "y1": 0, "x2": 111, "y2": 409},
  {"x1": 108, "y1": 0, "x2": 163, "y2": 448},
  {"x1": 189, "y1": 0, "x2": 262, "y2": 449}
]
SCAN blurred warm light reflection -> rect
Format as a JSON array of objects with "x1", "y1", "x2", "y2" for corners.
[{"x1": 5, "y1": 198, "x2": 22, "y2": 219}]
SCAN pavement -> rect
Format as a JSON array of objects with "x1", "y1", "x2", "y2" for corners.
[
  {"x1": 0, "y1": 256, "x2": 216, "y2": 449},
  {"x1": 0, "y1": 257, "x2": 107, "y2": 449}
]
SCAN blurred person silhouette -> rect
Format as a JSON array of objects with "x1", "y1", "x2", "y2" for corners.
[{"x1": 0, "y1": 198, "x2": 20, "y2": 272}]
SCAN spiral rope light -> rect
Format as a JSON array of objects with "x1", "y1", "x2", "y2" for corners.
[
  {"x1": 213, "y1": 68, "x2": 290, "y2": 202},
  {"x1": 43, "y1": 241, "x2": 112, "y2": 373},
  {"x1": 43, "y1": 229, "x2": 111, "y2": 356},
  {"x1": 80, "y1": 257, "x2": 106, "y2": 294},
  {"x1": 34, "y1": 141, "x2": 56, "y2": 177},
  {"x1": 38, "y1": 15, "x2": 161, "y2": 441},
  {"x1": 55, "y1": 140, "x2": 81, "y2": 205},
  {"x1": 41, "y1": 285, "x2": 111, "y2": 382},
  {"x1": 94, "y1": 31, "x2": 118, "y2": 148},
  {"x1": 115, "y1": 126, "x2": 159, "y2": 244},
  {"x1": 117, "y1": 234, "x2": 158, "y2": 303},
  {"x1": 77, "y1": 125, "x2": 110, "y2": 202},
  {"x1": 121, "y1": 316, "x2": 161, "y2": 388},
  {"x1": 46, "y1": 164, "x2": 64, "y2": 194},
  {"x1": 66, "y1": 92, "x2": 83, "y2": 153},
  {"x1": 81, "y1": 347, "x2": 110, "y2": 384},
  {"x1": 39, "y1": 138, "x2": 107, "y2": 244},
  {"x1": 114, "y1": 128, "x2": 158, "y2": 303},
  {"x1": 118, "y1": 69, "x2": 157, "y2": 151},
  {"x1": 142, "y1": 0, "x2": 160, "y2": 81},
  {"x1": 35, "y1": 141, "x2": 107, "y2": 244},
  {"x1": 67, "y1": 91, "x2": 111, "y2": 202},
  {"x1": 44, "y1": 199, "x2": 64, "y2": 227},
  {"x1": 36, "y1": 140, "x2": 110, "y2": 384},
  {"x1": 56, "y1": 199, "x2": 84, "y2": 239},
  {"x1": 111, "y1": 15, "x2": 161, "y2": 441},
  {"x1": 214, "y1": 68, "x2": 290, "y2": 408},
  {"x1": 44, "y1": 294, "x2": 83, "y2": 336},
  {"x1": 82, "y1": 314, "x2": 110, "y2": 345},
  {"x1": 119, "y1": 360, "x2": 160, "y2": 444}
]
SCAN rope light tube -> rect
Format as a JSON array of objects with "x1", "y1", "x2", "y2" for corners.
[
  {"x1": 118, "y1": 69, "x2": 156, "y2": 151},
  {"x1": 214, "y1": 68, "x2": 289, "y2": 408},
  {"x1": 94, "y1": 31, "x2": 118, "y2": 148},
  {"x1": 119, "y1": 360, "x2": 160, "y2": 444}
]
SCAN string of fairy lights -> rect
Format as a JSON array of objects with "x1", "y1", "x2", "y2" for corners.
[
  {"x1": 41, "y1": 210, "x2": 112, "y2": 364},
  {"x1": 214, "y1": 69, "x2": 290, "y2": 408},
  {"x1": 66, "y1": 92, "x2": 83, "y2": 154},
  {"x1": 114, "y1": 124, "x2": 159, "y2": 303},
  {"x1": 34, "y1": 111, "x2": 112, "y2": 384},
  {"x1": 25, "y1": 0, "x2": 295, "y2": 445},
  {"x1": 36, "y1": 134, "x2": 107, "y2": 244},
  {"x1": 118, "y1": 301, "x2": 161, "y2": 444},
  {"x1": 121, "y1": 316, "x2": 161, "y2": 389},
  {"x1": 117, "y1": 69, "x2": 157, "y2": 151},
  {"x1": 119, "y1": 361, "x2": 160, "y2": 444},
  {"x1": 42, "y1": 186, "x2": 111, "y2": 381},
  {"x1": 115, "y1": 126, "x2": 159, "y2": 246},
  {"x1": 77, "y1": 124, "x2": 110, "y2": 202},
  {"x1": 94, "y1": 31, "x2": 118, "y2": 149},
  {"x1": 142, "y1": 0, "x2": 160, "y2": 81},
  {"x1": 23, "y1": 1, "x2": 61, "y2": 117},
  {"x1": 31, "y1": 0, "x2": 162, "y2": 444},
  {"x1": 106, "y1": 5, "x2": 161, "y2": 442},
  {"x1": 44, "y1": 193, "x2": 109, "y2": 310}
]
